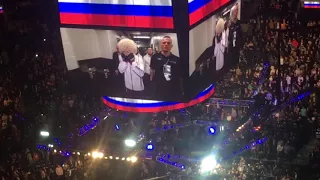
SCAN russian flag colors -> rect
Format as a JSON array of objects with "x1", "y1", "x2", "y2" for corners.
[
  {"x1": 59, "y1": 0, "x2": 231, "y2": 28},
  {"x1": 58, "y1": 0, "x2": 174, "y2": 29},
  {"x1": 189, "y1": 0, "x2": 230, "y2": 26},
  {"x1": 303, "y1": 1, "x2": 320, "y2": 8}
]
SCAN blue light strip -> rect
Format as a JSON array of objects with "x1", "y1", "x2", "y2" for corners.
[
  {"x1": 78, "y1": 109, "x2": 112, "y2": 136},
  {"x1": 148, "y1": 120, "x2": 219, "y2": 135},
  {"x1": 156, "y1": 156, "x2": 186, "y2": 170},
  {"x1": 79, "y1": 117, "x2": 100, "y2": 136},
  {"x1": 220, "y1": 137, "x2": 268, "y2": 162},
  {"x1": 154, "y1": 137, "x2": 268, "y2": 169}
]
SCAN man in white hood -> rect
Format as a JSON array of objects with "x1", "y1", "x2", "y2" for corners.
[{"x1": 118, "y1": 38, "x2": 145, "y2": 96}]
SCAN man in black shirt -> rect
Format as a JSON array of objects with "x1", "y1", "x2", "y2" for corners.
[
  {"x1": 150, "y1": 36, "x2": 183, "y2": 100},
  {"x1": 112, "y1": 45, "x2": 125, "y2": 94},
  {"x1": 228, "y1": 3, "x2": 243, "y2": 69}
]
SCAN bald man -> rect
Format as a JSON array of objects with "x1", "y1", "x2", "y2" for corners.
[{"x1": 150, "y1": 36, "x2": 183, "y2": 100}]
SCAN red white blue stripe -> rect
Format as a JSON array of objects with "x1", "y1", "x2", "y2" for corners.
[
  {"x1": 0, "y1": 6, "x2": 3, "y2": 13},
  {"x1": 189, "y1": 0, "x2": 230, "y2": 26},
  {"x1": 304, "y1": 1, "x2": 320, "y2": 8},
  {"x1": 103, "y1": 84, "x2": 215, "y2": 112},
  {"x1": 58, "y1": 0, "x2": 174, "y2": 29}
]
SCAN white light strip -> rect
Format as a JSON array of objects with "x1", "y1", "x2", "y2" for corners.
[
  {"x1": 304, "y1": 1, "x2": 320, "y2": 4},
  {"x1": 51, "y1": 149, "x2": 137, "y2": 162},
  {"x1": 133, "y1": 36, "x2": 151, "y2": 39},
  {"x1": 108, "y1": 97, "x2": 161, "y2": 103},
  {"x1": 223, "y1": 9, "x2": 231, "y2": 16}
]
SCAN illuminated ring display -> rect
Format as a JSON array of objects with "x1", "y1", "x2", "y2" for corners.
[{"x1": 103, "y1": 84, "x2": 215, "y2": 112}]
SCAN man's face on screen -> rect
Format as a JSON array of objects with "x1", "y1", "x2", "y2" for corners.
[
  {"x1": 161, "y1": 37, "x2": 173, "y2": 53},
  {"x1": 233, "y1": 5, "x2": 239, "y2": 20},
  {"x1": 147, "y1": 48, "x2": 153, "y2": 55}
]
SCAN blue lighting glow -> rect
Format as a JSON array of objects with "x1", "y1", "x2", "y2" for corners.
[
  {"x1": 115, "y1": 124, "x2": 120, "y2": 130},
  {"x1": 146, "y1": 144, "x2": 154, "y2": 150},
  {"x1": 157, "y1": 157, "x2": 185, "y2": 170},
  {"x1": 36, "y1": 144, "x2": 51, "y2": 151},
  {"x1": 79, "y1": 117, "x2": 100, "y2": 136},
  {"x1": 208, "y1": 127, "x2": 216, "y2": 134}
]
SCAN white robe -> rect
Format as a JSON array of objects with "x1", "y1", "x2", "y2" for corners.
[
  {"x1": 214, "y1": 33, "x2": 226, "y2": 71},
  {"x1": 118, "y1": 55, "x2": 145, "y2": 91},
  {"x1": 143, "y1": 54, "x2": 151, "y2": 75}
]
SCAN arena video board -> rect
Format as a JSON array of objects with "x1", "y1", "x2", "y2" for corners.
[
  {"x1": 303, "y1": 1, "x2": 320, "y2": 8},
  {"x1": 188, "y1": 0, "x2": 242, "y2": 97},
  {"x1": 58, "y1": 0, "x2": 184, "y2": 102}
]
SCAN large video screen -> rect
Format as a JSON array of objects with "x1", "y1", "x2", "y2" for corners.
[
  {"x1": 61, "y1": 28, "x2": 183, "y2": 101},
  {"x1": 59, "y1": 0, "x2": 187, "y2": 101},
  {"x1": 188, "y1": 1, "x2": 241, "y2": 96},
  {"x1": 303, "y1": 1, "x2": 320, "y2": 9},
  {"x1": 58, "y1": 0, "x2": 174, "y2": 29}
]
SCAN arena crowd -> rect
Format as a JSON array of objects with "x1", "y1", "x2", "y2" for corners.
[{"x1": 0, "y1": 0, "x2": 320, "y2": 179}]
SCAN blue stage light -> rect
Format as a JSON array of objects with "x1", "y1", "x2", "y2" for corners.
[
  {"x1": 146, "y1": 144, "x2": 154, "y2": 150},
  {"x1": 115, "y1": 124, "x2": 120, "y2": 130},
  {"x1": 208, "y1": 127, "x2": 216, "y2": 134}
]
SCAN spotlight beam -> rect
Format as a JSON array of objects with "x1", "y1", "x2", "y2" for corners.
[{"x1": 125, "y1": 139, "x2": 137, "y2": 147}]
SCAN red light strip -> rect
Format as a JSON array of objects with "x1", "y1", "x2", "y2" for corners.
[{"x1": 103, "y1": 87, "x2": 215, "y2": 112}]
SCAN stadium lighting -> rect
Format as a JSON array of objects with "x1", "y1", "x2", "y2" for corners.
[
  {"x1": 208, "y1": 127, "x2": 216, "y2": 134},
  {"x1": 220, "y1": 125, "x2": 224, "y2": 131},
  {"x1": 92, "y1": 151, "x2": 104, "y2": 159},
  {"x1": 146, "y1": 144, "x2": 154, "y2": 150},
  {"x1": 124, "y1": 139, "x2": 136, "y2": 147},
  {"x1": 40, "y1": 131, "x2": 49, "y2": 137},
  {"x1": 133, "y1": 35, "x2": 150, "y2": 39},
  {"x1": 200, "y1": 155, "x2": 217, "y2": 174},
  {"x1": 131, "y1": 156, "x2": 138, "y2": 163}
]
